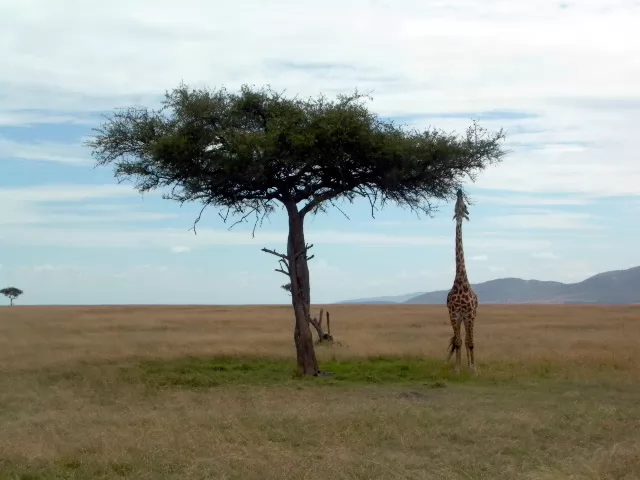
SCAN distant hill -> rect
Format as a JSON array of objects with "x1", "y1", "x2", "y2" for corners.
[
  {"x1": 337, "y1": 266, "x2": 640, "y2": 305},
  {"x1": 337, "y1": 292, "x2": 425, "y2": 305}
]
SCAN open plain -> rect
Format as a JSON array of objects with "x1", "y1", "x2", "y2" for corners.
[{"x1": 1, "y1": 304, "x2": 639, "y2": 479}]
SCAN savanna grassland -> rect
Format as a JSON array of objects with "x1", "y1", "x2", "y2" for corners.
[{"x1": 1, "y1": 304, "x2": 639, "y2": 479}]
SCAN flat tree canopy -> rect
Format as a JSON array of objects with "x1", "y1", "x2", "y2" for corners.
[
  {"x1": 86, "y1": 84, "x2": 508, "y2": 376},
  {"x1": 1, "y1": 287, "x2": 23, "y2": 306}
]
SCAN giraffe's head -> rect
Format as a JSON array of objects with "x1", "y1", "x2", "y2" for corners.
[{"x1": 452, "y1": 188, "x2": 469, "y2": 223}]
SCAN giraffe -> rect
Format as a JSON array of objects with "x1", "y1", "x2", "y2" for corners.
[{"x1": 446, "y1": 188, "x2": 478, "y2": 374}]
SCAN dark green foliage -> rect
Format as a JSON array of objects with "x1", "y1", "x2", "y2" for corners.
[{"x1": 86, "y1": 84, "x2": 507, "y2": 226}]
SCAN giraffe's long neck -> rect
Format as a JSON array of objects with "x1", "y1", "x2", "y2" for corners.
[{"x1": 454, "y1": 220, "x2": 469, "y2": 285}]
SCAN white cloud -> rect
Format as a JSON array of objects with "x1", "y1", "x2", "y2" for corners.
[
  {"x1": 0, "y1": 224, "x2": 553, "y2": 251},
  {"x1": 0, "y1": 211, "x2": 177, "y2": 226},
  {"x1": 470, "y1": 255, "x2": 489, "y2": 262},
  {"x1": 360, "y1": 220, "x2": 426, "y2": 227},
  {"x1": 474, "y1": 139, "x2": 640, "y2": 197},
  {"x1": 32, "y1": 264, "x2": 55, "y2": 272},
  {"x1": 170, "y1": 245, "x2": 191, "y2": 253},
  {"x1": 0, "y1": 184, "x2": 175, "y2": 226},
  {"x1": 488, "y1": 211, "x2": 603, "y2": 230},
  {"x1": 0, "y1": 136, "x2": 89, "y2": 164},
  {"x1": 13, "y1": 264, "x2": 84, "y2": 275},
  {"x1": 0, "y1": 110, "x2": 97, "y2": 126},
  {"x1": 112, "y1": 265, "x2": 169, "y2": 278},
  {"x1": 470, "y1": 194, "x2": 593, "y2": 206},
  {"x1": 311, "y1": 258, "x2": 353, "y2": 287},
  {"x1": 1, "y1": 0, "x2": 638, "y2": 106},
  {"x1": 531, "y1": 252, "x2": 559, "y2": 259},
  {"x1": 0, "y1": 0, "x2": 639, "y2": 197},
  {"x1": 533, "y1": 260, "x2": 598, "y2": 283},
  {"x1": 0, "y1": 184, "x2": 136, "y2": 203},
  {"x1": 226, "y1": 270, "x2": 260, "y2": 289}
]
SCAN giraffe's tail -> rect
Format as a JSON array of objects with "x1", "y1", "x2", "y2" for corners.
[{"x1": 448, "y1": 335, "x2": 458, "y2": 357}]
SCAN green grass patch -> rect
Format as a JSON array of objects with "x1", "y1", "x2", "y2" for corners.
[
  {"x1": 115, "y1": 355, "x2": 580, "y2": 390},
  {"x1": 33, "y1": 354, "x2": 633, "y2": 394},
  {"x1": 117, "y1": 355, "x2": 476, "y2": 389}
]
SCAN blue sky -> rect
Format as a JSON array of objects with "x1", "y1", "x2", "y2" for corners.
[{"x1": 1, "y1": 0, "x2": 640, "y2": 305}]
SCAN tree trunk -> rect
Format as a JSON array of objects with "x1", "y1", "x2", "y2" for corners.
[
  {"x1": 285, "y1": 203, "x2": 320, "y2": 376},
  {"x1": 9, "y1": 298, "x2": 13, "y2": 306}
]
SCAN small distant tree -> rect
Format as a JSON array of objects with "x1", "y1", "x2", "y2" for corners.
[
  {"x1": 86, "y1": 83, "x2": 508, "y2": 376},
  {"x1": 1, "y1": 287, "x2": 23, "y2": 306}
]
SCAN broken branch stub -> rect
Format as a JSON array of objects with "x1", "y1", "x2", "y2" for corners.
[{"x1": 311, "y1": 308, "x2": 334, "y2": 343}]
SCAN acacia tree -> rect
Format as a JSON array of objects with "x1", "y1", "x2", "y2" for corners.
[
  {"x1": 86, "y1": 84, "x2": 507, "y2": 376},
  {"x1": 1, "y1": 287, "x2": 23, "y2": 306}
]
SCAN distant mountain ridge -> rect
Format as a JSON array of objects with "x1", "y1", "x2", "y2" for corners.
[
  {"x1": 337, "y1": 292, "x2": 425, "y2": 305},
  {"x1": 336, "y1": 266, "x2": 640, "y2": 305}
]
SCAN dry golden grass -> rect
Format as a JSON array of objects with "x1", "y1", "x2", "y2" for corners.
[
  {"x1": 1, "y1": 304, "x2": 640, "y2": 479},
  {"x1": 2, "y1": 304, "x2": 638, "y2": 372}
]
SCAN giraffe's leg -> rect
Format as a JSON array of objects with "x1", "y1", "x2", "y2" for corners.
[
  {"x1": 463, "y1": 313, "x2": 477, "y2": 375},
  {"x1": 447, "y1": 309, "x2": 463, "y2": 374}
]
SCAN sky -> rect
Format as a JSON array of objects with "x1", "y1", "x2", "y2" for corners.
[{"x1": 1, "y1": 0, "x2": 640, "y2": 305}]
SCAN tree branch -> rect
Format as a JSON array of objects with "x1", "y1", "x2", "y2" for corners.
[
  {"x1": 228, "y1": 203, "x2": 273, "y2": 238},
  {"x1": 278, "y1": 259, "x2": 290, "y2": 274},
  {"x1": 357, "y1": 187, "x2": 379, "y2": 219},
  {"x1": 189, "y1": 201, "x2": 212, "y2": 235},
  {"x1": 261, "y1": 247, "x2": 287, "y2": 260},
  {"x1": 299, "y1": 191, "x2": 340, "y2": 217},
  {"x1": 296, "y1": 243, "x2": 314, "y2": 260},
  {"x1": 329, "y1": 199, "x2": 351, "y2": 221}
]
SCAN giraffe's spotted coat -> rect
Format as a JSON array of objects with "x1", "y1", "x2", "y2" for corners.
[{"x1": 446, "y1": 190, "x2": 478, "y2": 374}]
